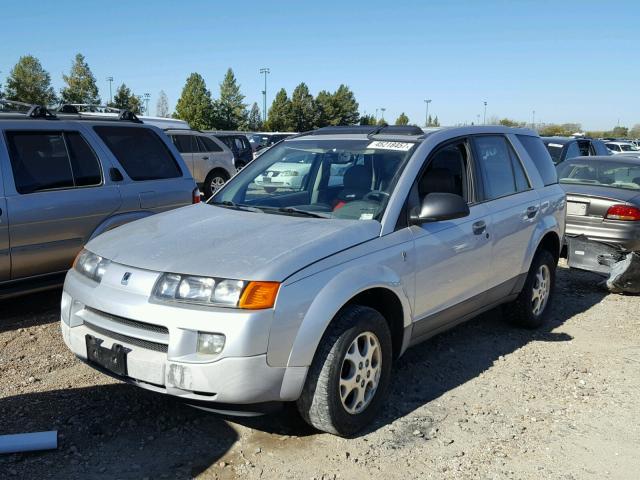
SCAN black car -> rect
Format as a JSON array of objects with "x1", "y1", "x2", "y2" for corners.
[
  {"x1": 208, "y1": 132, "x2": 253, "y2": 169},
  {"x1": 541, "y1": 136, "x2": 611, "y2": 165},
  {"x1": 249, "y1": 132, "x2": 296, "y2": 155}
]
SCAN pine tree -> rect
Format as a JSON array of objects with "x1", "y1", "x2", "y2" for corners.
[
  {"x1": 5, "y1": 55, "x2": 57, "y2": 105},
  {"x1": 213, "y1": 68, "x2": 247, "y2": 130},
  {"x1": 331, "y1": 84, "x2": 359, "y2": 125},
  {"x1": 359, "y1": 114, "x2": 376, "y2": 125},
  {"x1": 315, "y1": 90, "x2": 333, "y2": 128},
  {"x1": 60, "y1": 53, "x2": 100, "y2": 105},
  {"x1": 156, "y1": 90, "x2": 169, "y2": 117},
  {"x1": 109, "y1": 83, "x2": 142, "y2": 114},
  {"x1": 433, "y1": 115, "x2": 440, "y2": 127},
  {"x1": 426, "y1": 114, "x2": 433, "y2": 126},
  {"x1": 289, "y1": 82, "x2": 316, "y2": 132},
  {"x1": 174, "y1": 73, "x2": 214, "y2": 130},
  {"x1": 395, "y1": 113, "x2": 409, "y2": 125},
  {"x1": 265, "y1": 88, "x2": 292, "y2": 131},
  {"x1": 247, "y1": 102, "x2": 263, "y2": 131}
]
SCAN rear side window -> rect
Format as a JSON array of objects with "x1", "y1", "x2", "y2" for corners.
[
  {"x1": 94, "y1": 126, "x2": 182, "y2": 181},
  {"x1": 171, "y1": 134, "x2": 197, "y2": 153},
  {"x1": 6, "y1": 131, "x2": 102, "y2": 194},
  {"x1": 198, "y1": 136, "x2": 223, "y2": 152},
  {"x1": 565, "y1": 142, "x2": 581, "y2": 161},
  {"x1": 517, "y1": 135, "x2": 558, "y2": 186},
  {"x1": 473, "y1": 135, "x2": 525, "y2": 200}
]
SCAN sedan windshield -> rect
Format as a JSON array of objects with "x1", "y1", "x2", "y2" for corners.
[
  {"x1": 557, "y1": 159, "x2": 640, "y2": 191},
  {"x1": 209, "y1": 139, "x2": 417, "y2": 221}
]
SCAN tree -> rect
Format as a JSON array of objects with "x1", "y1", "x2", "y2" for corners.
[
  {"x1": 247, "y1": 102, "x2": 263, "y2": 131},
  {"x1": 5, "y1": 55, "x2": 57, "y2": 105},
  {"x1": 60, "y1": 53, "x2": 100, "y2": 105},
  {"x1": 315, "y1": 90, "x2": 333, "y2": 127},
  {"x1": 315, "y1": 85, "x2": 359, "y2": 127},
  {"x1": 432, "y1": 115, "x2": 440, "y2": 127},
  {"x1": 359, "y1": 114, "x2": 376, "y2": 125},
  {"x1": 289, "y1": 83, "x2": 317, "y2": 132},
  {"x1": 539, "y1": 123, "x2": 582, "y2": 137},
  {"x1": 108, "y1": 83, "x2": 142, "y2": 114},
  {"x1": 265, "y1": 88, "x2": 292, "y2": 131},
  {"x1": 156, "y1": 90, "x2": 169, "y2": 117},
  {"x1": 612, "y1": 126, "x2": 629, "y2": 137},
  {"x1": 174, "y1": 73, "x2": 214, "y2": 130},
  {"x1": 377, "y1": 117, "x2": 388, "y2": 126},
  {"x1": 395, "y1": 112, "x2": 409, "y2": 125},
  {"x1": 212, "y1": 68, "x2": 247, "y2": 130},
  {"x1": 629, "y1": 124, "x2": 640, "y2": 139},
  {"x1": 498, "y1": 118, "x2": 524, "y2": 127}
]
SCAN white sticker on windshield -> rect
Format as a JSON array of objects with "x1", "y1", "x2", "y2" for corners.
[
  {"x1": 360, "y1": 213, "x2": 374, "y2": 220},
  {"x1": 548, "y1": 143, "x2": 563, "y2": 148},
  {"x1": 367, "y1": 141, "x2": 414, "y2": 151}
]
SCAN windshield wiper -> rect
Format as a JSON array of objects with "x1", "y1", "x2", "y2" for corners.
[
  {"x1": 212, "y1": 200, "x2": 263, "y2": 213},
  {"x1": 271, "y1": 207, "x2": 329, "y2": 218}
]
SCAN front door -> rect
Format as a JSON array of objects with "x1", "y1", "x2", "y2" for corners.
[
  {"x1": 0, "y1": 164, "x2": 9, "y2": 282},
  {"x1": 409, "y1": 139, "x2": 492, "y2": 339}
]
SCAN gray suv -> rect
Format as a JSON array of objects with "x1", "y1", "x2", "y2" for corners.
[
  {"x1": 61, "y1": 125, "x2": 565, "y2": 436},
  {"x1": 0, "y1": 102, "x2": 198, "y2": 298},
  {"x1": 167, "y1": 129, "x2": 236, "y2": 198}
]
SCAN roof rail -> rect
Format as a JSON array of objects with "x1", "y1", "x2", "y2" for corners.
[
  {"x1": 307, "y1": 124, "x2": 424, "y2": 136},
  {"x1": 57, "y1": 103, "x2": 121, "y2": 113},
  {"x1": 0, "y1": 99, "x2": 57, "y2": 119}
]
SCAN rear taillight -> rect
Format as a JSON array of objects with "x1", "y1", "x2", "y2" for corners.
[
  {"x1": 192, "y1": 188, "x2": 202, "y2": 204},
  {"x1": 605, "y1": 204, "x2": 640, "y2": 221}
]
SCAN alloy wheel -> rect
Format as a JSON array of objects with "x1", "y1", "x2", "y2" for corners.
[
  {"x1": 339, "y1": 332, "x2": 382, "y2": 415},
  {"x1": 531, "y1": 264, "x2": 551, "y2": 316}
]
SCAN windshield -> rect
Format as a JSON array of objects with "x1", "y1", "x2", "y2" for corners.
[
  {"x1": 620, "y1": 144, "x2": 635, "y2": 151},
  {"x1": 544, "y1": 143, "x2": 563, "y2": 164},
  {"x1": 557, "y1": 159, "x2": 640, "y2": 190},
  {"x1": 209, "y1": 138, "x2": 417, "y2": 221}
]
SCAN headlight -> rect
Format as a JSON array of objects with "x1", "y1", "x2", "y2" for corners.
[
  {"x1": 151, "y1": 274, "x2": 279, "y2": 309},
  {"x1": 280, "y1": 170, "x2": 299, "y2": 176},
  {"x1": 73, "y1": 249, "x2": 111, "y2": 283}
]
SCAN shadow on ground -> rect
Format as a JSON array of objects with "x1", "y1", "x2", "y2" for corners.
[
  {"x1": 1, "y1": 288, "x2": 62, "y2": 333},
  {"x1": 0, "y1": 384, "x2": 238, "y2": 479}
]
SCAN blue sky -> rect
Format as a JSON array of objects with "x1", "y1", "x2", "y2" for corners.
[{"x1": 1, "y1": 0, "x2": 638, "y2": 130}]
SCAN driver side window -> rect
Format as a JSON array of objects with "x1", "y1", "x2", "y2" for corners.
[{"x1": 417, "y1": 142, "x2": 468, "y2": 202}]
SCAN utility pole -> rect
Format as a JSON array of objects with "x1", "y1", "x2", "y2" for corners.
[
  {"x1": 424, "y1": 99, "x2": 432, "y2": 127},
  {"x1": 483, "y1": 101, "x2": 487, "y2": 125},
  {"x1": 532, "y1": 110, "x2": 536, "y2": 129},
  {"x1": 375, "y1": 108, "x2": 379, "y2": 121},
  {"x1": 143, "y1": 93, "x2": 151, "y2": 115},
  {"x1": 106, "y1": 76, "x2": 114, "y2": 104},
  {"x1": 259, "y1": 68, "x2": 270, "y2": 123}
]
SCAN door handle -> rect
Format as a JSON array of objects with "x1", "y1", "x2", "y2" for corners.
[
  {"x1": 472, "y1": 220, "x2": 486, "y2": 235},
  {"x1": 201, "y1": 156, "x2": 210, "y2": 160},
  {"x1": 525, "y1": 205, "x2": 539, "y2": 219}
]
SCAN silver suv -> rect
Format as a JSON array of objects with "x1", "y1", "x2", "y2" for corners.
[
  {"x1": 167, "y1": 129, "x2": 236, "y2": 198},
  {"x1": 0, "y1": 102, "x2": 198, "y2": 298},
  {"x1": 61, "y1": 125, "x2": 565, "y2": 436}
]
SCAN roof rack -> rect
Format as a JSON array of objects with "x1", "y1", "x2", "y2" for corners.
[
  {"x1": 55, "y1": 103, "x2": 142, "y2": 123},
  {"x1": 0, "y1": 99, "x2": 57, "y2": 119},
  {"x1": 308, "y1": 125, "x2": 424, "y2": 136}
]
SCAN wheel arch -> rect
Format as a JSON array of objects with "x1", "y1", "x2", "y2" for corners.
[{"x1": 89, "y1": 211, "x2": 155, "y2": 241}]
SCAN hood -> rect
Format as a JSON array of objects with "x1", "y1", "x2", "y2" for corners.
[
  {"x1": 86, "y1": 203, "x2": 381, "y2": 281},
  {"x1": 560, "y1": 183, "x2": 640, "y2": 204}
]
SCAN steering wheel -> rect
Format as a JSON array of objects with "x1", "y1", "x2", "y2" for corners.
[{"x1": 363, "y1": 190, "x2": 390, "y2": 202}]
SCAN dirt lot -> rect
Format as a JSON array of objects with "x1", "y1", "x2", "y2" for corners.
[{"x1": 1, "y1": 261, "x2": 639, "y2": 480}]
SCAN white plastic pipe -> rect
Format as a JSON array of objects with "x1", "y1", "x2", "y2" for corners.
[{"x1": 0, "y1": 431, "x2": 58, "y2": 454}]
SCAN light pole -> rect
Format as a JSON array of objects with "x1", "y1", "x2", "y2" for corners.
[
  {"x1": 532, "y1": 110, "x2": 536, "y2": 129},
  {"x1": 375, "y1": 108, "x2": 379, "y2": 121},
  {"x1": 106, "y1": 76, "x2": 114, "y2": 104},
  {"x1": 476, "y1": 114, "x2": 480, "y2": 125},
  {"x1": 259, "y1": 68, "x2": 270, "y2": 123},
  {"x1": 380, "y1": 107, "x2": 386, "y2": 122},
  {"x1": 483, "y1": 101, "x2": 487, "y2": 125},
  {"x1": 424, "y1": 99, "x2": 432, "y2": 127},
  {"x1": 144, "y1": 93, "x2": 151, "y2": 115}
]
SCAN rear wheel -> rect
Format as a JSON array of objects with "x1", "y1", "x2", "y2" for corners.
[
  {"x1": 203, "y1": 170, "x2": 229, "y2": 198},
  {"x1": 297, "y1": 305, "x2": 392, "y2": 436},
  {"x1": 504, "y1": 249, "x2": 556, "y2": 329},
  {"x1": 263, "y1": 186, "x2": 277, "y2": 194}
]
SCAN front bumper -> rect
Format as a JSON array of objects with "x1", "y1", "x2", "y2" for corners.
[{"x1": 61, "y1": 267, "x2": 307, "y2": 406}]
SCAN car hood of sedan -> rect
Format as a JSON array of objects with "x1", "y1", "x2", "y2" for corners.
[{"x1": 86, "y1": 203, "x2": 381, "y2": 282}]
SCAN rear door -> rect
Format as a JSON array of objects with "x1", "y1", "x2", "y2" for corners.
[
  {"x1": 471, "y1": 134, "x2": 540, "y2": 300},
  {"x1": 170, "y1": 134, "x2": 196, "y2": 175},
  {"x1": 4, "y1": 128, "x2": 121, "y2": 279},
  {"x1": 92, "y1": 125, "x2": 194, "y2": 212},
  {"x1": 0, "y1": 141, "x2": 9, "y2": 282}
]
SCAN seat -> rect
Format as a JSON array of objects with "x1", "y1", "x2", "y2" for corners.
[
  {"x1": 333, "y1": 165, "x2": 372, "y2": 209},
  {"x1": 419, "y1": 167, "x2": 458, "y2": 197}
]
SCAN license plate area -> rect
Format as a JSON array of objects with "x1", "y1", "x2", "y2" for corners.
[
  {"x1": 567, "y1": 201, "x2": 588, "y2": 216},
  {"x1": 86, "y1": 334, "x2": 128, "y2": 376}
]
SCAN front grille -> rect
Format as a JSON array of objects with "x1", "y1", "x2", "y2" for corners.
[
  {"x1": 85, "y1": 307, "x2": 168, "y2": 335},
  {"x1": 84, "y1": 321, "x2": 168, "y2": 353}
]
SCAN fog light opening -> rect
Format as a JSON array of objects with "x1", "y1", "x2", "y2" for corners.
[{"x1": 197, "y1": 332, "x2": 226, "y2": 355}]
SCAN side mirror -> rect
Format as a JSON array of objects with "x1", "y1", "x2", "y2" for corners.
[{"x1": 410, "y1": 192, "x2": 470, "y2": 224}]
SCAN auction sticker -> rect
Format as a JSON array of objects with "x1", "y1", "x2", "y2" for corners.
[{"x1": 367, "y1": 141, "x2": 414, "y2": 151}]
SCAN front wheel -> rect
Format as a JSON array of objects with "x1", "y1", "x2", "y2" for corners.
[
  {"x1": 504, "y1": 249, "x2": 556, "y2": 329},
  {"x1": 203, "y1": 170, "x2": 229, "y2": 198},
  {"x1": 297, "y1": 305, "x2": 392, "y2": 436}
]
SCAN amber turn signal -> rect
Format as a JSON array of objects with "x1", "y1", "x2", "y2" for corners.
[{"x1": 238, "y1": 281, "x2": 280, "y2": 309}]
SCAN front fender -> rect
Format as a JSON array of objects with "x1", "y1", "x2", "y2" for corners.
[
  {"x1": 89, "y1": 211, "x2": 155, "y2": 241},
  {"x1": 268, "y1": 262, "x2": 412, "y2": 370}
]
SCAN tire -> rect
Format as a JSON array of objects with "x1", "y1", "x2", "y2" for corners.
[
  {"x1": 504, "y1": 249, "x2": 556, "y2": 329},
  {"x1": 263, "y1": 186, "x2": 277, "y2": 194},
  {"x1": 203, "y1": 170, "x2": 229, "y2": 198},
  {"x1": 296, "y1": 305, "x2": 393, "y2": 437}
]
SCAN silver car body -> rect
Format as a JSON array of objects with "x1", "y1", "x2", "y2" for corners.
[
  {"x1": 0, "y1": 118, "x2": 196, "y2": 297},
  {"x1": 166, "y1": 130, "x2": 235, "y2": 188},
  {"x1": 61, "y1": 126, "x2": 565, "y2": 409}
]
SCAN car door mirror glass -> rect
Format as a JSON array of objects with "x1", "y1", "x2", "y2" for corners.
[{"x1": 410, "y1": 192, "x2": 470, "y2": 224}]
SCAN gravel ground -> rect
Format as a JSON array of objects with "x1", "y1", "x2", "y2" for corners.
[{"x1": 1, "y1": 261, "x2": 639, "y2": 480}]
